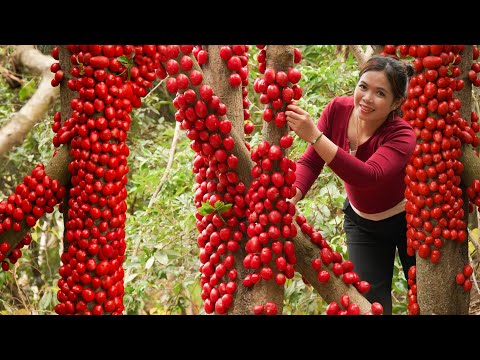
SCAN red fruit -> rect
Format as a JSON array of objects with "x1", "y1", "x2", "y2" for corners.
[
  {"x1": 311, "y1": 258, "x2": 322, "y2": 271},
  {"x1": 463, "y1": 279, "x2": 472, "y2": 292},
  {"x1": 418, "y1": 244, "x2": 431, "y2": 259},
  {"x1": 229, "y1": 73, "x2": 242, "y2": 87},
  {"x1": 82, "y1": 288, "x2": 95, "y2": 302},
  {"x1": 264, "y1": 302, "x2": 278, "y2": 315},
  {"x1": 244, "y1": 122, "x2": 255, "y2": 134},
  {"x1": 293, "y1": 48, "x2": 302, "y2": 63},
  {"x1": 287, "y1": 68, "x2": 301, "y2": 84},
  {"x1": 253, "y1": 304, "x2": 264, "y2": 315},
  {"x1": 90, "y1": 56, "x2": 110, "y2": 69},
  {"x1": 331, "y1": 263, "x2": 343, "y2": 276},
  {"x1": 340, "y1": 294, "x2": 350, "y2": 308},
  {"x1": 280, "y1": 134, "x2": 293, "y2": 148},
  {"x1": 317, "y1": 270, "x2": 330, "y2": 283},
  {"x1": 408, "y1": 265, "x2": 416, "y2": 280},
  {"x1": 371, "y1": 302, "x2": 383, "y2": 315},
  {"x1": 347, "y1": 303, "x2": 360, "y2": 315},
  {"x1": 356, "y1": 280, "x2": 370, "y2": 294},
  {"x1": 455, "y1": 273, "x2": 465, "y2": 285},
  {"x1": 463, "y1": 264, "x2": 473, "y2": 277},
  {"x1": 325, "y1": 302, "x2": 340, "y2": 315},
  {"x1": 275, "y1": 273, "x2": 286, "y2": 285},
  {"x1": 219, "y1": 46, "x2": 232, "y2": 60}
]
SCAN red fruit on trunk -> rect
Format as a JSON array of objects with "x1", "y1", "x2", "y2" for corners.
[{"x1": 371, "y1": 302, "x2": 383, "y2": 315}]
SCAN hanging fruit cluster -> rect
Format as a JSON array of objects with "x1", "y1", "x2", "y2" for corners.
[
  {"x1": 243, "y1": 46, "x2": 304, "y2": 313},
  {"x1": 0, "y1": 164, "x2": 65, "y2": 271},
  {"x1": 398, "y1": 45, "x2": 467, "y2": 261},
  {"x1": 50, "y1": 44, "x2": 167, "y2": 315},
  {"x1": 173, "y1": 45, "x2": 306, "y2": 314},
  {"x1": 243, "y1": 140, "x2": 298, "y2": 289},
  {"x1": 387, "y1": 44, "x2": 480, "y2": 315},
  {"x1": 162, "y1": 45, "x2": 247, "y2": 314}
]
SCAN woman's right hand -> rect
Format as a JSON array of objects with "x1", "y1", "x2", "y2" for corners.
[
  {"x1": 289, "y1": 187, "x2": 303, "y2": 205},
  {"x1": 285, "y1": 104, "x2": 320, "y2": 144}
]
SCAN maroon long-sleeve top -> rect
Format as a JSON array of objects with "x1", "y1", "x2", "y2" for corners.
[{"x1": 294, "y1": 96, "x2": 416, "y2": 214}]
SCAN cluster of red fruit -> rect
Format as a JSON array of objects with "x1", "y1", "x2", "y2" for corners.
[
  {"x1": 51, "y1": 45, "x2": 167, "y2": 315},
  {"x1": 456, "y1": 264, "x2": 474, "y2": 292},
  {"x1": 397, "y1": 45, "x2": 469, "y2": 265},
  {"x1": 254, "y1": 69, "x2": 302, "y2": 128},
  {"x1": 161, "y1": 45, "x2": 245, "y2": 314},
  {"x1": 183, "y1": 45, "x2": 306, "y2": 314},
  {"x1": 326, "y1": 294, "x2": 383, "y2": 315},
  {"x1": 0, "y1": 164, "x2": 65, "y2": 271},
  {"x1": 244, "y1": 141, "x2": 298, "y2": 288}
]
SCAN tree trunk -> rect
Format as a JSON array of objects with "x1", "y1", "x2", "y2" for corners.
[
  {"x1": 232, "y1": 46, "x2": 295, "y2": 314},
  {"x1": 0, "y1": 45, "x2": 59, "y2": 157},
  {"x1": 416, "y1": 45, "x2": 472, "y2": 314}
]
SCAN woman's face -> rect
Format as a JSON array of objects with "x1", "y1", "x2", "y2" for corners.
[{"x1": 354, "y1": 70, "x2": 398, "y2": 123}]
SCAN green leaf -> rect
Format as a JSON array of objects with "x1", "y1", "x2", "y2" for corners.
[
  {"x1": 125, "y1": 273, "x2": 138, "y2": 284},
  {"x1": 38, "y1": 290, "x2": 52, "y2": 311},
  {"x1": 214, "y1": 200, "x2": 224, "y2": 210},
  {"x1": 217, "y1": 203, "x2": 233, "y2": 214},
  {"x1": 145, "y1": 256, "x2": 155, "y2": 270},
  {"x1": 117, "y1": 55, "x2": 131, "y2": 66},
  {"x1": 18, "y1": 79, "x2": 36, "y2": 101},
  {"x1": 198, "y1": 201, "x2": 215, "y2": 216},
  {"x1": 155, "y1": 252, "x2": 169, "y2": 266}
]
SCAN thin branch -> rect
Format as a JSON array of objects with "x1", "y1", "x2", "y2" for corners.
[
  {"x1": 12, "y1": 262, "x2": 30, "y2": 313},
  {"x1": 149, "y1": 121, "x2": 181, "y2": 208},
  {"x1": 0, "y1": 64, "x2": 24, "y2": 84},
  {"x1": 144, "y1": 79, "x2": 164, "y2": 99}
]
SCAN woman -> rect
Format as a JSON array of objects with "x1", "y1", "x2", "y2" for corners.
[{"x1": 285, "y1": 55, "x2": 416, "y2": 315}]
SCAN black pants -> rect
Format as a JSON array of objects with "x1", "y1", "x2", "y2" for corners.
[{"x1": 342, "y1": 199, "x2": 415, "y2": 315}]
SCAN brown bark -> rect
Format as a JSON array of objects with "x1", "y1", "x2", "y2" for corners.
[
  {"x1": 231, "y1": 46, "x2": 294, "y2": 315},
  {"x1": 0, "y1": 45, "x2": 59, "y2": 157},
  {"x1": 349, "y1": 46, "x2": 369, "y2": 68},
  {"x1": 416, "y1": 45, "x2": 472, "y2": 314},
  {"x1": 57, "y1": 45, "x2": 76, "y2": 257},
  {"x1": 199, "y1": 46, "x2": 255, "y2": 315}
]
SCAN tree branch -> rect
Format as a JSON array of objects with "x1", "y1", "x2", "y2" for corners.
[
  {"x1": 349, "y1": 45, "x2": 368, "y2": 68},
  {"x1": 0, "y1": 45, "x2": 59, "y2": 157},
  {"x1": 149, "y1": 121, "x2": 182, "y2": 207}
]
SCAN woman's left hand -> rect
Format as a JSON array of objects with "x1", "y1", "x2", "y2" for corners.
[{"x1": 285, "y1": 104, "x2": 320, "y2": 143}]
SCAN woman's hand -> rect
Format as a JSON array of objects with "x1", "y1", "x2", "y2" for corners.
[
  {"x1": 289, "y1": 187, "x2": 303, "y2": 205},
  {"x1": 285, "y1": 104, "x2": 321, "y2": 144}
]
